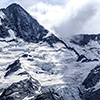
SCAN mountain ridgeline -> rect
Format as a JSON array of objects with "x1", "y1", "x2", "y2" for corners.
[{"x1": 0, "y1": 3, "x2": 61, "y2": 46}]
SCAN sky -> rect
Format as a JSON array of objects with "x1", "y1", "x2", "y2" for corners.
[{"x1": 0, "y1": 0, "x2": 100, "y2": 38}]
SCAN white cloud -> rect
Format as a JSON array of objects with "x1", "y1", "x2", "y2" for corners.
[
  {"x1": 27, "y1": 0, "x2": 100, "y2": 38},
  {"x1": 53, "y1": 0, "x2": 100, "y2": 37},
  {"x1": 27, "y1": 2, "x2": 65, "y2": 33}
]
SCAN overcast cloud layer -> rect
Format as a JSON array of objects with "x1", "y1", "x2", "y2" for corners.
[{"x1": 0, "y1": 0, "x2": 100, "y2": 38}]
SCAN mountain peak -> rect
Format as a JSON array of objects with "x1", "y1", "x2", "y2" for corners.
[
  {"x1": 0, "y1": 3, "x2": 62, "y2": 46},
  {"x1": 6, "y1": 3, "x2": 28, "y2": 16},
  {"x1": 7, "y1": 3, "x2": 21, "y2": 9}
]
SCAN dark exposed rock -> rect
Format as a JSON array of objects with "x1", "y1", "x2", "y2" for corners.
[
  {"x1": 81, "y1": 59, "x2": 99, "y2": 63},
  {"x1": 92, "y1": 59, "x2": 99, "y2": 61},
  {"x1": 77, "y1": 55, "x2": 99, "y2": 63},
  {"x1": 77, "y1": 55, "x2": 87, "y2": 62},
  {"x1": 27, "y1": 58, "x2": 34, "y2": 61},
  {"x1": 84, "y1": 89, "x2": 100, "y2": 100},
  {"x1": 60, "y1": 39, "x2": 80, "y2": 56},
  {"x1": 70, "y1": 34, "x2": 100, "y2": 46},
  {"x1": 22, "y1": 54, "x2": 28, "y2": 57},
  {"x1": 79, "y1": 86, "x2": 100, "y2": 100},
  {"x1": 4, "y1": 59, "x2": 21, "y2": 77},
  {"x1": 6, "y1": 3, "x2": 48, "y2": 42},
  {"x1": 29, "y1": 55, "x2": 32, "y2": 57},
  {"x1": 18, "y1": 71, "x2": 28, "y2": 76},
  {"x1": 71, "y1": 34, "x2": 98, "y2": 46},
  {"x1": 79, "y1": 65, "x2": 100, "y2": 100},
  {"x1": 35, "y1": 92, "x2": 62, "y2": 100},
  {"x1": 0, "y1": 25, "x2": 10, "y2": 38},
  {"x1": 43, "y1": 34, "x2": 61, "y2": 47},
  {"x1": 0, "y1": 78, "x2": 40, "y2": 100},
  {"x1": 82, "y1": 65, "x2": 100, "y2": 89}
]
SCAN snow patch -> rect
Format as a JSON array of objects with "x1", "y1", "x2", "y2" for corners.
[
  {"x1": 0, "y1": 18, "x2": 2, "y2": 25},
  {"x1": 0, "y1": 11, "x2": 5, "y2": 19}
]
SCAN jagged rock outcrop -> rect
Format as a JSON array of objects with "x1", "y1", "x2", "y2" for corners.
[
  {"x1": 71, "y1": 34, "x2": 100, "y2": 46},
  {"x1": 35, "y1": 92, "x2": 62, "y2": 100},
  {"x1": 82, "y1": 65, "x2": 100, "y2": 89},
  {"x1": 0, "y1": 78, "x2": 40, "y2": 100},
  {"x1": 4, "y1": 60, "x2": 21, "y2": 77},
  {"x1": 79, "y1": 65, "x2": 100, "y2": 100}
]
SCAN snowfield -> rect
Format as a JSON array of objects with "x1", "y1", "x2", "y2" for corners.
[{"x1": 0, "y1": 37, "x2": 100, "y2": 100}]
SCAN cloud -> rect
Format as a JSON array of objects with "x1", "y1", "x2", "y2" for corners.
[
  {"x1": 35, "y1": 0, "x2": 69, "y2": 6},
  {"x1": 53, "y1": 0, "x2": 99, "y2": 37},
  {"x1": 27, "y1": 2, "x2": 65, "y2": 33},
  {"x1": 26, "y1": 0, "x2": 100, "y2": 38}
]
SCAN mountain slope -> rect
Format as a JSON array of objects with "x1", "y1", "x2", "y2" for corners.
[{"x1": 0, "y1": 3, "x2": 61, "y2": 46}]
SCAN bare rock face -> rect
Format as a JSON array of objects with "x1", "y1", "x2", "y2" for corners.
[
  {"x1": 0, "y1": 3, "x2": 61, "y2": 46},
  {"x1": 71, "y1": 34, "x2": 100, "y2": 46},
  {"x1": 6, "y1": 3, "x2": 48, "y2": 42},
  {"x1": 82, "y1": 65, "x2": 100, "y2": 89},
  {"x1": 79, "y1": 65, "x2": 100, "y2": 100},
  {"x1": 4, "y1": 60, "x2": 21, "y2": 77},
  {"x1": 0, "y1": 78, "x2": 40, "y2": 100},
  {"x1": 35, "y1": 92, "x2": 62, "y2": 100}
]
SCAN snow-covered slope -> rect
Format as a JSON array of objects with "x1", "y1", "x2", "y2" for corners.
[
  {"x1": 0, "y1": 3, "x2": 61, "y2": 46},
  {"x1": 0, "y1": 3, "x2": 100, "y2": 100}
]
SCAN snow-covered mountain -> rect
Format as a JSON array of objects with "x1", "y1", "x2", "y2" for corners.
[
  {"x1": 0, "y1": 3, "x2": 61, "y2": 46},
  {"x1": 0, "y1": 3, "x2": 100, "y2": 100}
]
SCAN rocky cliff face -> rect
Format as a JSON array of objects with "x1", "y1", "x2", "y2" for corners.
[
  {"x1": 0, "y1": 3, "x2": 100, "y2": 100},
  {"x1": 71, "y1": 34, "x2": 100, "y2": 46},
  {"x1": 0, "y1": 3, "x2": 61, "y2": 46}
]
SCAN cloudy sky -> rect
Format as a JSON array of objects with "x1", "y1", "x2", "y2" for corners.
[{"x1": 0, "y1": 0, "x2": 100, "y2": 38}]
